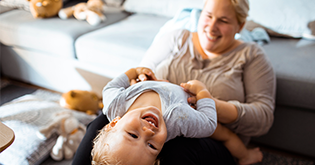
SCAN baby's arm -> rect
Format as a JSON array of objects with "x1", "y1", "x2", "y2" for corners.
[
  {"x1": 102, "y1": 67, "x2": 154, "y2": 118},
  {"x1": 182, "y1": 81, "x2": 238, "y2": 123},
  {"x1": 167, "y1": 99, "x2": 217, "y2": 141},
  {"x1": 211, "y1": 123, "x2": 263, "y2": 165},
  {"x1": 168, "y1": 81, "x2": 217, "y2": 139},
  {"x1": 180, "y1": 80, "x2": 213, "y2": 101}
]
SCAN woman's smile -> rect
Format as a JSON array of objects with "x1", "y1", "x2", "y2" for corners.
[{"x1": 205, "y1": 31, "x2": 220, "y2": 42}]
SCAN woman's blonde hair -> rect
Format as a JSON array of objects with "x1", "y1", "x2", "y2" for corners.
[
  {"x1": 204, "y1": 0, "x2": 249, "y2": 24},
  {"x1": 230, "y1": 0, "x2": 249, "y2": 24}
]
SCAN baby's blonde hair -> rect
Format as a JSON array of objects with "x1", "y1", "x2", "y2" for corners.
[
  {"x1": 91, "y1": 126, "x2": 121, "y2": 165},
  {"x1": 91, "y1": 124, "x2": 161, "y2": 165}
]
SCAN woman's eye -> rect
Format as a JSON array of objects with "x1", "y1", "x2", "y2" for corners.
[
  {"x1": 220, "y1": 19, "x2": 228, "y2": 23},
  {"x1": 148, "y1": 143, "x2": 157, "y2": 150},
  {"x1": 128, "y1": 133, "x2": 138, "y2": 139}
]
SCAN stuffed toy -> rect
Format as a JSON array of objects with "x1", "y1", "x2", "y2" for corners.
[
  {"x1": 59, "y1": 89, "x2": 103, "y2": 115},
  {"x1": 28, "y1": 0, "x2": 63, "y2": 18},
  {"x1": 37, "y1": 111, "x2": 86, "y2": 161},
  {"x1": 58, "y1": 0, "x2": 106, "y2": 26}
]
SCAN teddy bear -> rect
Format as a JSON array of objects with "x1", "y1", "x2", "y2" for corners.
[
  {"x1": 28, "y1": 0, "x2": 63, "y2": 18},
  {"x1": 37, "y1": 111, "x2": 86, "y2": 161},
  {"x1": 58, "y1": 0, "x2": 106, "y2": 26},
  {"x1": 59, "y1": 89, "x2": 103, "y2": 115}
]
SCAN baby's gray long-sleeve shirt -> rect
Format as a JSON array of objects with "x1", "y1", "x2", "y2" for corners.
[{"x1": 102, "y1": 73, "x2": 217, "y2": 142}]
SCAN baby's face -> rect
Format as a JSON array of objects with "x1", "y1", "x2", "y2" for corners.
[{"x1": 108, "y1": 106, "x2": 167, "y2": 165}]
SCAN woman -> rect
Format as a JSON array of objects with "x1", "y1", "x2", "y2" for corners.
[
  {"x1": 140, "y1": 0, "x2": 275, "y2": 144},
  {"x1": 72, "y1": 0, "x2": 275, "y2": 164}
]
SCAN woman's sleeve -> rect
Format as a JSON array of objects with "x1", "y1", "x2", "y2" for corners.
[
  {"x1": 227, "y1": 46, "x2": 276, "y2": 137},
  {"x1": 139, "y1": 29, "x2": 188, "y2": 72}
]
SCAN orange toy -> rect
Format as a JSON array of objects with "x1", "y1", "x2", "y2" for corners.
[
  {"x1": 28, "y1": 0, "x2": 62, "y2": 18},
  {"x1": 60, "y1": 90, "x2": 103, "y2": 115}
]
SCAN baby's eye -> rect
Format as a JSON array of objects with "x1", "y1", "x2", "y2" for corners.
[
  {"x1": 128, "y1": 133, "x2": 138, "y2": 139},
  {"x1": 148, "y1": 143, "x2": 157, "y2": 150}
]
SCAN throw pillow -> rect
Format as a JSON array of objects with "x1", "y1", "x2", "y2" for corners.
[
  {"x1": 123, "y1": 0, "x2": 204, "y2": 18},
  {"x1": 247, "y1": 0, "x2": 315, "y2": 40},
  {"x1": 245, "y1": 20, "x2": 294, "y2": 38}
]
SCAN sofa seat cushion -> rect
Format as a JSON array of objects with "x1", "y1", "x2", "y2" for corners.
[
  {"x1": 263, "y1": 37, "x2": 315, "y2": 110},
  {"x1": 0, "y1": 9, "x2": 130, "y2": 59},
  {"x1": 75, "y1": 14, "x2": 171, "y2": 77}
]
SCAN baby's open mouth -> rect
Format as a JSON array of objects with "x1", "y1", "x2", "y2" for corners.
[{"x1": 142, "y1": 114, "x2": 158, "y2": 128}]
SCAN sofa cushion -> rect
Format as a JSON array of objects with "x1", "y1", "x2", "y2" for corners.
[
  {"x1": 75, "y1": 14, "x2": 170, "y2": 78},
  {"x1": 0, "y1": 9, "x2": 130, "y2": 59},
  {"x1": 263, "y1": 37, "x2": 315, "y2": 110},
  {"x1": 123, "y1": 0, "x2": 204, "y2": 18}
]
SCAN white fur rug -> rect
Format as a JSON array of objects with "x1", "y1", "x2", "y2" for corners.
[{"x1": 0, "y1": 89, "x2": 96, "y2": 165}]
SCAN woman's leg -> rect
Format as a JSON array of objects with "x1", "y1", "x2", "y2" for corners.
[
  {"x1": 159, "y1": 136, "x2": 237, "y2": 165},
  {"x1": 72, "y1": 113, "x2": 109, "y2": 165}
]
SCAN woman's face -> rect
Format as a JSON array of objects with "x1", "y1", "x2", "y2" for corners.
[{"x1": 198, "y1": 0, "x2": 243, "y2": 55}]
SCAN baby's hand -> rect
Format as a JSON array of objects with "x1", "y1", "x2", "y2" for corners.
[
  {"x1": 135, "y1": 67, "x2": 157, "y2": 81},
  {"x1": 130, "y1": 67, "x2": 169, "y2": 85},
  {"x1": 180, "y1": 80, "x2": 207, "y2": 95},
  {"x1": 128, "y1": 67, "x2": 157, "y2": 85},
  {"x1": 181, "y1": 80, "x2": 213, "y2": 100}
]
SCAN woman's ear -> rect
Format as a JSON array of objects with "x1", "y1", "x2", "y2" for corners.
[
  {"x1": 105, "y1": 116, "x2": 121, "y2": 130},
  {"x1": 238, "y1": 22, "x2": 246, "y2": 33}
]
